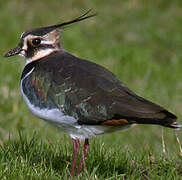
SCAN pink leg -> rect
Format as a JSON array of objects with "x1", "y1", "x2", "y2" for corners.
[
  {"x1": 70, "y1": 138, "x2": 80, "y2": 176},
  {"x1": 76, "y1": 139, "x2": 89, "y2": 176}
]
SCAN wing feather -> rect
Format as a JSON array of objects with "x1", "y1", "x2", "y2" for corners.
[{"x1": 27, "y1": 51, "x2": 177, "y2": 128}]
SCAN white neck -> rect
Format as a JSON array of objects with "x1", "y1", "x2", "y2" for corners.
[{"x1": 25, "y1": 48, "x2": 58, "y2": 65}]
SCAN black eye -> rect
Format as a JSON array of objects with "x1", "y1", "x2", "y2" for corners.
[{"x1": 32, "y1": 38, "x2": 41, "y2": 46}]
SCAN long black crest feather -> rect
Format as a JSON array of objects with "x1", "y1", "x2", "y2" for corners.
[
  {"x1": 54, "y1": 9, "x2": 97, "y2": 29},
  {"x1": 22, "y1": 9, "x2": 97, "y2": 37}
]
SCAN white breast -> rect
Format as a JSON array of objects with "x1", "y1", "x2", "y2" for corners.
[{"x1": 20, "y1": 76, "x2": 77, "y2": 127}]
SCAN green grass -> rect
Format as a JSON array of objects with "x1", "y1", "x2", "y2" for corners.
[
  {"x1": 0, "y1": 0, "x2": 182, "y2": 179},
  {"x1": 0, "y1": 133, "x2": 182, "y2": 180}
]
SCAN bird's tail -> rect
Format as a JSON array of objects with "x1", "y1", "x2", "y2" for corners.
[{"x1": 127, "y1": 110, "x2": 181, "y2": 130}]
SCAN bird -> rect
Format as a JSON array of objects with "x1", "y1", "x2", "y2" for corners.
[{"x1": 4, "y1": 10, "x2": 181, "y2": 176}]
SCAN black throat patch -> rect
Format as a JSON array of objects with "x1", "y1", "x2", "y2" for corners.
[{"x1": 21, "y1": 60, "x2": 39, "y2": 80}]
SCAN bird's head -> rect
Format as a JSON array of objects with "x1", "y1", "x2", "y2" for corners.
[{"x1": 4, "y1": 10, "x2": 96, "y2": 64}]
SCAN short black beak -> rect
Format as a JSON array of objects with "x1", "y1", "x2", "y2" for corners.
[{"x1": 4, "y1": 43, "x2": 22, "y2": 57}]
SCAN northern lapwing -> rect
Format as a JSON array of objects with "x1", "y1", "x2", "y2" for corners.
[{"x1": 4, "y1": 10, "x2": 181, "y2": 176}]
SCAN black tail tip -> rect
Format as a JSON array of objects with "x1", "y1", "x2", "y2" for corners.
[{"x1": 166, "y1": 122, "x2": 182, "y2": 130}]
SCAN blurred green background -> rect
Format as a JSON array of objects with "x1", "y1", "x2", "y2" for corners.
[{"x1": 0, "y1": 0, "x2": 182, "y2": 179}]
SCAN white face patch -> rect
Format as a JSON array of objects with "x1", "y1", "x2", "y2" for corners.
[
  {"x1": 19, "y1": 32, "x2": 60, "y2": 64},
  {"x1": 25, "y1": 48, "x2": 57, "y2": 64},
  {"x1": 19, "y1": 35, "x2": 30, "y2": 56},
  {"x1": 41, "y1": 39, "x2": 55, "y2": 45},
  {"x1": 21, "y1": 32, "x2": 58, "y2": 48}
]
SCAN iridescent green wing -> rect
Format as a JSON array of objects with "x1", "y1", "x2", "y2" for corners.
[{"x1": 27, "y1": 51, "x2": 176, "y2": 127}]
